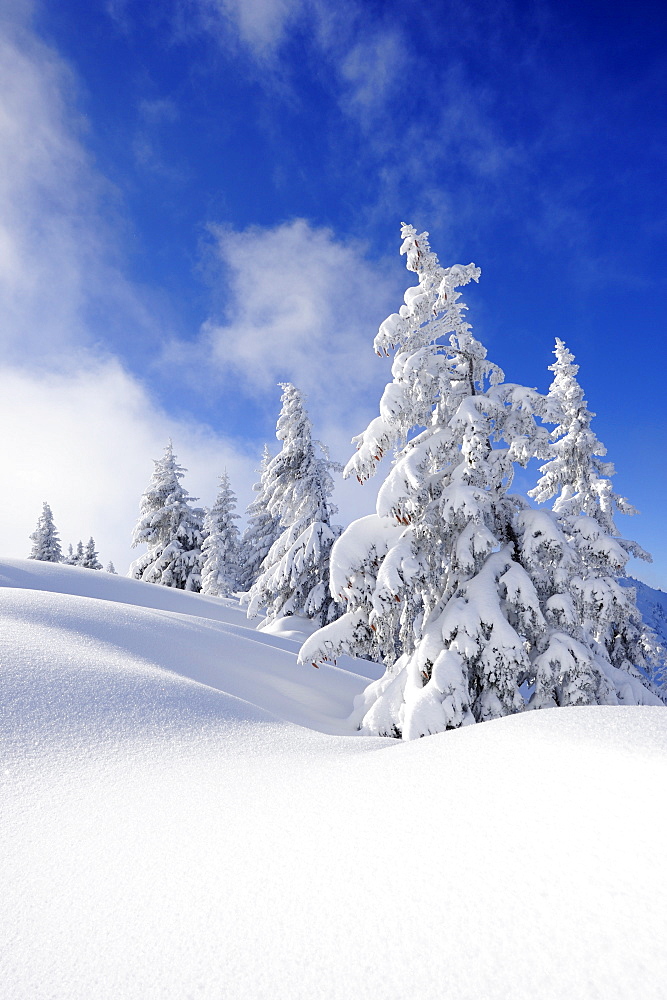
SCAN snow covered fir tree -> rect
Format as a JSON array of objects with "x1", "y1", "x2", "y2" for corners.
[
  {"x1": 525, "y1": 338, "x2": 663, "y2": 703},
  {"x1": 28, "y1": 502, "x2": 62, "y2": 563},
  {"x1": 80, "y1": 537, "x2": 102, "y2": 570},
  {"x1": 300, "y1": 223, "x2": 663, "y2": 737},
  {"x1": 200, "y1": 472, "x2": 241, "y2": 597},
  {"x1": 238, "y1": 445, "x2": 281, "y2": 592},
  {"x1": 245, "y1": 383, "x2": 342, "y2": 627},
  {"x1": 130, "y1": 441, "x2": 205, "y2": 591}
]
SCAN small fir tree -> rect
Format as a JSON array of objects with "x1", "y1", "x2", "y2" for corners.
[
  {"x1": 106, "y1": 561, "x2": 117, "y2": 574},
  {"x1": 201, "y1": 472, "x2": 241, "y2": 597},
  {"x1": 246, "y1": 383, "x2": 342, "y2": 627},
  {"x1": 81, "y1": 537, "x2": 102, "y2": 570},
  {"x1": 75, "y1": 540, "x2": 85, "y2": 565},
  {"x1": 527, "y1": 339, "x2": 663, "y2": 704},
  {"x1": 63, "y1": 543, "x2": 77, "y2": 565},
  {"x1": 238, "y1": 445, "x2": 281, "y2": 592},
  {"x1": 29, "y1": 503, "x2": 63, "y2": 562},
  {"x1": 130, "y1": 441, "x2": 205, "y2": 591}
]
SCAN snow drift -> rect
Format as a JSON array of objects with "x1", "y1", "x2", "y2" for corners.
[{"x1": 1, "y1": 558, "x2": 666, "y2": 999}]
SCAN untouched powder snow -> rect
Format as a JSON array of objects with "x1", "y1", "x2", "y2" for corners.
[{"x1": 1, "y1": 559, "x2": 667, "y2": 999}]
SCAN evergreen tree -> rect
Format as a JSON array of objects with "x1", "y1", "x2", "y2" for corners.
[
  {"x1": 301, "y1": 224, "x2": 557, "y2": 737},
  {"x1": 28, "y1": 503, "x2": 62, "y2": 562},
  {"x1": 302, "y1": 231, "x2": 663, "y2": 732},
  {"x1": 130, "y1": 441, "x2": 205, "y2": 591},
  {"x1": 63, "y1": 543, "x2": 77, "y2": 565},
  {"x1": 246, "y1": 383, "x2": 342, "y2": 626},
  {"x1": 106, "y1": 561, "x2": 117, "y2": 574},
  {"x1": 81, "y1": 537, "x2": 102, "y2": 570},
  {"x1": 75, "y1": 540, "x2": 85, "y2": 565},
  {"x1": 201, "y1": 472, "x2": 241, "y2": 597},
  {"x1": 527, "y1": 339, "x2": 663, "y2": 704},
  {"x1": 238, "y1": 445, "x2": 281, "y2": 592}
]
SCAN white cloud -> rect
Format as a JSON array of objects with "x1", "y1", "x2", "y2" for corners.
[
  {"x1": 200, "y1": 218, "x2": 398, "y2": 433},
  {"x1": 0, "y1": 361, "x2": 257, "y2": 573}
]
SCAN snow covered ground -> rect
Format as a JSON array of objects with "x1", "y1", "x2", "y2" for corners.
[{"x1": 2, "y1": 558, "x2": 666, "y2": 999}]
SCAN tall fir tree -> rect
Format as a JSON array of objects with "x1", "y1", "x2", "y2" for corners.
[
  {"x1": 246, "y1": 383, "x2": 342, "y2": 627},
  {"x1": 29, "y1": 503, "x2": 63, "y2": 562},
  {"x1": 238, "y1": 445, "x2": 281, "y2": 592},
  {"x1": 201, "y1": 472, "x2": 241, "y2": 597},
  {"x1": 130, "y1": 441, "x2": 205, "y2": 591},
  {"x1": 300, "y1": 224, "x2": 595, "y2": 736}
]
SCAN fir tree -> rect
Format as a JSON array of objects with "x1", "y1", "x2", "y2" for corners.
[
  {"x1": 300, "y1": 224, "x2": 555, "y2": 737},
  {"x1": 130, "y1": 441, "x2": 205, "y2": 591},
  {"x1": 246, "y1": 383, "x2": 342, "y2": 627},
  {"x1": 81, "y1": 537, "x2": 102, "y2": 570},
  {"x1": 106, "y1": 561, "x2": 117, "y2": 574},
  {"x1": 29, "y1": 503, "x2": 62, "y2": 562},
  {"x1": 238, "y1": 445, "x2": 281, "y2": 592},
  {"x1": 526, "y1": 339, "x2": 663, "y2": 704},
  {"x1": 64, "y1": 543, "x2": 77, "y2": 565},
  {"x1": 201, "y1": 472, "x2": 241, "y2": 597}
]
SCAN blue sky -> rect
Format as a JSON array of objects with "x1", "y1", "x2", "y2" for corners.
[{"x1": 1, "y1": 0, "x2": 665, "y2": 586}]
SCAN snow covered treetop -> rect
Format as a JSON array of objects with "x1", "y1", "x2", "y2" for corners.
[
  {"x1": 373, "y1": 223, "x2": 481, "y2": 358},
  {"x1": 346, "y1": 223, "x2": 502, "y2": 487}
]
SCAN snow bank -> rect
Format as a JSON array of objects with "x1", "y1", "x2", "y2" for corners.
[
  {"x1": 0, "y1": 556, "x2": 250, "y2": 625},
  {"x1": 2, "y1": 558, "x2": 667, "y2": 999}
]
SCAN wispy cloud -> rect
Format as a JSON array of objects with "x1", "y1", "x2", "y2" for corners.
[
  {"x1": 181, "y1": 0, "x2": 621, "y2": 258},
  {"x1": 0, "y1": 5, "x2": 164, "y2": 363},
  {"x1": 199, "y1": 0, "x2": 306, "y2": 59},
  {"x1": 192, "y1": 0, "x2": 408, "y2": 129},
  {"x1": 338, "y1": 29, "x2": 405, "y2": 116}
]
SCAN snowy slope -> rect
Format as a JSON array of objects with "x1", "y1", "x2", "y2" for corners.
[
  {"x1": 627, "y1": 576, "x2": 667, "y2": 651},
  {"x1": 2, "y1": 559, "x2": 667, "y2": 1000}
]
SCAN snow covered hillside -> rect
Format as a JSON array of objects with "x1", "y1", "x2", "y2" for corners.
[
  {"x1": 2, "y1": 558, "x2": 667, "y2": 1000},
  {"x1": 628, "y1": 576, "x2": 667, "y2": 652}
]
